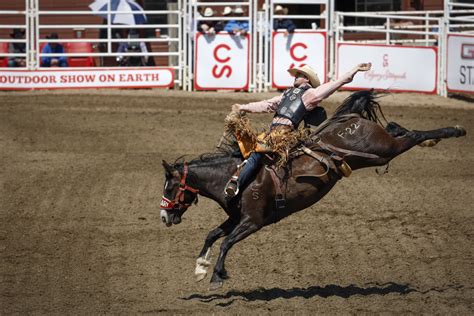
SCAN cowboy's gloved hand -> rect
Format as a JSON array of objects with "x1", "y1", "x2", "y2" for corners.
[{"x1": 357, "y1": 63, "x2": 372, "y2": 72}]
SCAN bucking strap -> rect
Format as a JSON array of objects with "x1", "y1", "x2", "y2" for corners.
[{"x1": 301, "y1": 146, "x2": 352, "y2": 178}]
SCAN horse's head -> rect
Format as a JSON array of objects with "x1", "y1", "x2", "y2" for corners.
[{"x1": 160, "y1": 160, "x2": 199, "y2": 227}]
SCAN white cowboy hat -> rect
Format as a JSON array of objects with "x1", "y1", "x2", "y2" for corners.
[
  {"x1": 288, "y1": 65, "x2": 321, "y2": 88},
  {"x1": 203, "y1": 7, "x2": 214, "y2": 17},
  {"x1": 234, "y1": 7, "x2": 244, "y2": 14},
  {"x1": 274, "y1": 5, "x2": 288, "y2": 15},
  {"x1": 222, "y1": 6, "x2": 232, "y2": 16}
]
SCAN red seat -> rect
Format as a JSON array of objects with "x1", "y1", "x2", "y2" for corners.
[
  {"x1": 0, "y1": 42, "x2": 9, "y2": 67},
  {"x1": 65, "y1": 42, "x2": 95, "y2": 67},
  {"x1": 39, "y1": 42, "x2": 47, "y2": 66}
]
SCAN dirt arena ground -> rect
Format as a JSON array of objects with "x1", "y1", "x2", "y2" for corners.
[{"x1": 1, "y1": 89, "x2": 473, "y2": 314}]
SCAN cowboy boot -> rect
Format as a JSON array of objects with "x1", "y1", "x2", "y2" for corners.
[
  {"x1": 224, "y1": 160, "x2": 247, "y2": 198},
  {"x1": 224, "y1": 153, "x2": 263, "y2": 198}
]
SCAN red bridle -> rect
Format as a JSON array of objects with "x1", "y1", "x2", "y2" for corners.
[{"x1": 160, "y1": 162, "x2": 199, "y2": 212}]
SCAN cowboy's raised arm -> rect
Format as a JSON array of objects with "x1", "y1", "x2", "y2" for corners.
[
  {"x1": 303, "y1": 63, "x2": 371, "y2": 109},
  {"x1": 232, "y1": 94, "x2": 283, "y2": 113}
]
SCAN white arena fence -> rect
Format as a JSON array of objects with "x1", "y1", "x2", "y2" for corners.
[{"x1": 0, "y1": 0, "x2": 472, "y2": 96}]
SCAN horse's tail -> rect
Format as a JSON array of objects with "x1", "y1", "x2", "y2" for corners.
[{"x1": 333, "y1": 89, "x2": 388, "y2": 126}]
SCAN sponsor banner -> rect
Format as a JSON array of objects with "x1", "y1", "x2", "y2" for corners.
[
  {"x1": 447, "y1": 34, "x2": 474, "y2": 94},
  {"x1": 0, "y1": 68, "x2": 174, "y2": 90},
  {"x1": 272, "y1": 31, "x2": 326, "y2": 89},
  {"x1": 337, "y1": 44, "x2": 437, "y2": 93},
  {"x1": 194, "y1": 33, "x2": 250, "y2": 90}
]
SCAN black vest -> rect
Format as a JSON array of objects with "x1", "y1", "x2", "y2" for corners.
[{"x1": 275, "y1": 86, "x2": 311, "y2": 128}]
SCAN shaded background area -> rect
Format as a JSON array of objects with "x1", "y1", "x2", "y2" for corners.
[{"x1": 0, "y1": 90, "x2": 473, "y2": 314}]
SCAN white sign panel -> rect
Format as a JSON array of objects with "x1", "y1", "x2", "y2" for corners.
[
  {"x1": 0, "y1": 68, "x2": 174, "y2": 90},
  {"x1": 447, "y1": 34, "x2": 474, "y2": 93},
  {"x1": 272, "y1": 31, "x2": 326, "y2": 89},
  {"x1": 194, "y1": 33, "x2": 249, "y2": 90},
  {"x1": 337, "y1": 44, "x2": 437, "y2": 93}
]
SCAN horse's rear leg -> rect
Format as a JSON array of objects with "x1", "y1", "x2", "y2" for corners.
[
  {"x1": 209, "y1": 216, "x2": 260, "y2": 290},
  {"x1": 195, "y1": 217, "x2": 237, "y2": 282},
  {"x1": 385, "y1": 122, "x2": 410, "y2": 137},
  {"x1": 395, "y1": 125, "x2": 466, "y2": 154}
]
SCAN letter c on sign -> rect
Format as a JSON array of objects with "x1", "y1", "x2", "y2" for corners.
[
  {"x1": 213, "y1": 44, "x2": 231, "y2": 63},
  {"x1": 290, "y1": 43, "x2": 308, "y2": 62}
]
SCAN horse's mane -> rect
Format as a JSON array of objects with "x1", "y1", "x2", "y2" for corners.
[
  {"x1": 172, "y1": 135, "x2": 241, "y2": 170},
  {"x1": 332, "y1": 89, "x2": 388, "y2": 126}
]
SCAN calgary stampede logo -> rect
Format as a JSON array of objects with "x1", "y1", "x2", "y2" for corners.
[{"x1": 364, "y1": 53, "x2": 407, "y2": 82}]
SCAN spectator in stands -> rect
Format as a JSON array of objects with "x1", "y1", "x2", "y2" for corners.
[
  {"x1": 223, "y1": 6, "x2": 232, "y2": 17},
  {"x1": 273, "y1": 5, "x2": 295, "y2": 36},
  {"x1": 41, "y1": 33, "x2": 68, "y2": 67},
  {"x1": 224, "y1": 6, "x2": 249, "y2": 36},
  {"x1": 8, "y1": 28, "x2": 26, "y2": 67},
  {"x1": 198, "y1": 7, "x2": 224, "y2": 35},
  {"x1": 117, "y1": 29, "x2": 148, "y2": 66}
]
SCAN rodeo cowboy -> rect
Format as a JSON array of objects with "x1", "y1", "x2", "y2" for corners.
[{"x1": 224, "y1": 62, "x2": 372, "y2": 198}]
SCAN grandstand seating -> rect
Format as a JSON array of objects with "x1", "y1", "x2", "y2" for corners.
[
  {"x1": 0, "y1": 42, "x2": 9, "y2": 67},
  {"x1": 64, "y1": 42, "x2": 95, "y2": 67}
]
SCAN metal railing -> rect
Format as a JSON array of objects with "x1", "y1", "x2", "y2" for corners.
[
  {"x1": 0, "y1": 0, "x2": 473, "y2": 96},
  {"x1": 0, "y1": 0, "x2": 29, "y2": 68}
]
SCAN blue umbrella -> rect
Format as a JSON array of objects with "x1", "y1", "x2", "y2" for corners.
[{"x1": 89, "y1": 0, "x2": 147, "y2": 25}]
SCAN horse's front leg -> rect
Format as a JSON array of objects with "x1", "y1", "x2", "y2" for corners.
[
  {"x1": 209, "y1": 216, "x2": 261, "y2": 290},
  {"x1": 195, "y1": 217, "x2": 237, "y2": 282}
]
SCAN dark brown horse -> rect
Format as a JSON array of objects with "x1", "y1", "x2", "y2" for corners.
[{"x1": 159, "y1": 90, "x2": 466, "y2": 290}]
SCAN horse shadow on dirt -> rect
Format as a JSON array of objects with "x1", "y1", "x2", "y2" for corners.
[{"x1": 181, "y1": 282, "x2": 417, "y2": 306}]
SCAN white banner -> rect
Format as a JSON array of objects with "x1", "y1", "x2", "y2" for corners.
[
  {"x1": 0, "y1": 68, "x2": 174, "y2": 90},
  {"x1": 272, "y1": 31, "x2": 326, "y2": 89},
  {"x1": 337, "y1": 44, "x2": 437, "y2": 93},
  {"x1": 447, "y1": 34, "x2": 474, "y2": 93},
  {"x1": 194, "y1": 33, "x2": 250, "y2": 90}
]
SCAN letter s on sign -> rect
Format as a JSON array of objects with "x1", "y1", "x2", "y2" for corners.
[
  {"x1": 212, "y1": 43, "x2": 232, "y2": 78},
  {"x1": 213, "y1": 44, "x2": 231, "y2": 63},
  {"x1": 212, "y1": 65, "x2": 232, "y2": 78},
  {"x1": 290, "y1": 43, "x2": 308, "y2": 62}
]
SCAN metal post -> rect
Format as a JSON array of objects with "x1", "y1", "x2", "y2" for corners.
[
  {"x1": 386, "y1": 17, "x2": 390, "y2": 44},
  {"x1": 328, "y1": 0, "x2": 335, "y2": 80},
  {"x1": 267, "y1": 0, "x2": 272, "y2": 91},
  {"x1": 250, "y1": 0, "x2": 255, "y2": 92},
  {"x1": 34, "y1": 0, "x2": 39, "y2": 69},
  {"x1": 425, "y1": 12, "x2": 429, "y2": 46},
  {"x1": 332, "y1": 12, "x2": 339, "y2": 80},
  {"x1": 181, "y1": 0, "x2": 187, "y2": 90},
  {"x1": 107, "y1": 0, "x2": 111, "y2": 54},
  {"x1": 439, "y1": 17, "x2": 448, "y2": 97},
  {"x1": 168, "y1": 1, "x2": 179, "y2": 88},
  {"x1": 188, "y1": 0, "x2": 195, "y2": 91},
  {"x1": 258, "y1": 11, "x2": 264, "y2": 92}
]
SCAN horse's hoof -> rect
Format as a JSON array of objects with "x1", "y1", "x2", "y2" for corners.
[
  {"x1": 195, "y1": 272, "x2": 207, "y2": 282},
  {"x1": 419, "y1": 139, "x2": 440, "y2": 147},
  {"x1": 454, "y1": 125, "x2": 467, "y2": 137},
  {"x1": 195, "y1": 258, "x2": 211, "y2": 282},
  {"x1": 209, "y1": 281, "x2": 223, "y2": 291}
]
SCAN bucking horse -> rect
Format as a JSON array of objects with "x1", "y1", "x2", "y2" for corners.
[{"x1": 159, "y1": 90, "x2": 466, "y2": 290}]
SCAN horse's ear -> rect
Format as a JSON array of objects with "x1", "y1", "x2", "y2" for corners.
[
  {"x1": 162, "y1": 160, "x2": 179, "y2": 178},
  {"x1": 162, "y1": 160, "x2": 173, "y2": 174}
]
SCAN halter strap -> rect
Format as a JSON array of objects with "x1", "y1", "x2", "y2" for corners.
[{"x1": 160, "y1": 162, "x2": 199, "y2": 212}]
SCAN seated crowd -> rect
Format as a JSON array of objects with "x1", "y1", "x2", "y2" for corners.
[{"x1": 197, "y1": 4, "x2": 296, "y2": 36}]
